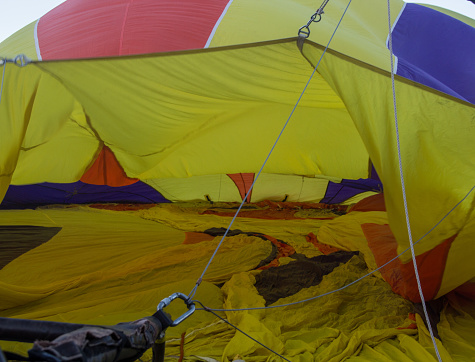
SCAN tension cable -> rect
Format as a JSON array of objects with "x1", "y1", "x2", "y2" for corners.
[
  {"x1": 195, "y1": 301, "x2": 291, "y2": 362},
  {"x1": 194, "y1": 184, "x2": 475, "y2": 313},
  {"x1": 386, "y1": 1, "x2": 442, "y2": 360},
  {"x1": 0, "y1": 55, "x2": 32, "y2": 105},
  {"x1": 187, "y1": 0, "x2": 353, "y2": 302},
  {"x1": 298, "y1": 0, "x2": 331, "y2": 38}
]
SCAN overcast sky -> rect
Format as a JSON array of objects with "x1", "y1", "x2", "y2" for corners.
[{"x1": 0, "y1": 0, "x2": 474, "y2": 44}]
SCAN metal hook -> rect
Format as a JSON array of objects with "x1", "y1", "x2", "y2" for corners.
[{"x1": 157, "y1": 293, "x2": 195, "y2": 327}]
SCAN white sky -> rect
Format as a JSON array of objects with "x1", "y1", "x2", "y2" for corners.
[{"x1": 0, "y1": 0, "x2": 474, "y2": 44}]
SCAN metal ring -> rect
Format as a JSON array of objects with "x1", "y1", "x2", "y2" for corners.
[
  {"x1": 312, "y1": 14, "x2": 322, "y2": 23},
  {"x1": 298, "y1": 26, "x2": 310, "y2": 38},
  {"x1": 13, "y1": 54, "x2": 31, "y2": 67}
]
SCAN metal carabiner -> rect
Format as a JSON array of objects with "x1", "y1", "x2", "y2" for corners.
[{"x1": 157, "y1": 293, "x2": 195, "y2": 327}]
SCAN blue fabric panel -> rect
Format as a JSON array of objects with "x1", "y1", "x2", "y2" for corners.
[
  {"x1": 392, "y1": 4, "x2": 475, "y2": 104},
  {"x1": 320, "y1": 178, "x2": 383, "y2": 205},
  {"x1": 0, "y1": 181, "x2": 170, "y2": 209}
]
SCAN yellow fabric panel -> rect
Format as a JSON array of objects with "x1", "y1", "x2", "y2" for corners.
[
  {"x1": 0, "y1": 21, "x2": 39, "y2": 61},
  {"x1": 439, "y1": 215, "x2": 475, "y2": 297},
  {"x1": 135, "y1": 202, "x2": 336, "y2": 259},
  {"x1": 414, "y1": 313, "x2": 454, "y2": 362},
  {"x1": 190, "y1": 255, "x2": 417, "y2": 361},
  {"x1": 347, "y1": 340, "x2": 414, "y2": 362},
  {"x1": 317, "y1": 211, "x2": 388, "y2": 272},
  {"x1": 341, "y1": 191, "x2": 379, "y2": 206},
  {"x1": 438, "y1": 293, "x2": 475, "y2": 360},
  {"x1": 144, "y1": 174, "x2": 242, "y2": 203},
  {"x1": 300, "y1": 42, "x2": 475, "y2": 283},
  {"x1": 33, "y1": 40, "x2": 368, "y2": 181},
  {"x1": 145, "y1": 173, "x2": 336, "y2": 203},
  {"x1": 251, "y1": 174, "x2": 331, "y2": 203},
  {"x1": 1, "y1": 205, "x2": 474, "y2": 360},
  {"x1": 0, "y1": 63, "x2": 100, "y2": 190},
  {"x1": 135, "y1": 203, "x2": 328, "y2": 241},
  {"x1": 0, "y1": 206, "x2": 273, "y2": 355},
  {"x1": 211, "y1": 0, "x2": 404, "y2": 72},
  {"x1": 396, "y1": 333, "x2": 449, "y2": 362}
]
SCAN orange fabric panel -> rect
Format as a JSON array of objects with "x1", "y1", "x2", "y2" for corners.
[
  {"x1": 200, "y1": 201, "x2": 344, "y2": 220},
  {"x1": 349, "y1": 193, "x2": 386, "y2": 212},
  {"x1": 81, "y1": 146, "x2": 139, "y2": 186},
  {"x1": 306, "y1": 232, "x2": 343, "y2": 255},
  {"x1": 183, "y1": 232, "x2": 216, "y2": 245},
  {"x1": 257, "y1": 234, "x2": 295, "y2": 270},
  {"x1": 397, "y1": 313, "x2": 418, "y2": 330},
  {"x1": 256, "y1": 200, "x2": 349, "y2": 213},
  {"x1": 200, "y1": 208, "x2": 335, "y2": 220},
  {"x1": 362, "y1": 223, "x2": 455, "y2": 302},
  {"x1": 452, "y1": 282, "x2": 475, "y2": 300},
  {"x1": 89, "y1": 204, "x2": 156, "y2": 211},
  {"x1": 227, "y1": 173, "x2": 255, "y2": 203}
]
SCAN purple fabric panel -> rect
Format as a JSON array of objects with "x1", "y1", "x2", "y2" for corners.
[
  {"x1": 369, "y1": 163, "x2": 382, "y2": 184},
  {"x1": 396, "y1": 58, "x2": 468, "y2": 101},
  {"x1": 0, "y1": 181, "x2": 170, "y2": 209},
  {"x1": 392, "y1": 4, "x2": 475, "y2": 104},
  {"x1": 321, "y1": 178, "x2": 383, "y2": 204}
]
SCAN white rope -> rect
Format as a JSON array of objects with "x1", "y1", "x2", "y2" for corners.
[
  {"x1": 386, "y1": 1, "x2": 442, "y2": 360},
  {"x1": 188, "y1": 0, "x2": 353, "y2": 301},
  {"x1": 194, "y1": 184, "x2": 475, "y2": 312}
]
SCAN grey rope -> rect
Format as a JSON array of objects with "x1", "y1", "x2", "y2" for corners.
[
  {"x1": 298, "y1": 0, "x2": 332, "y2": 37},
  {"x1": 194, "y1": 184, "x2": 474, "y2": 312},
  {"x1": 386, "y1": 1, "x2": 442, "y2": 360},
  {"x1": 0, "y1": 59, "x2": 6, "y2": 105},
  {"x1": 0, "y1": 55, "x2": 31, "y2": 106},
  {"x1": 194, "y1": 301, "x2": 291, "y2": 362},
  {"x1": 188, "y1": 0, "x2": 353, "y2": 302}
]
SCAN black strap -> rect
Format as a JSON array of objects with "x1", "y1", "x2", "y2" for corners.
[{"x1": 151, "y1": 310, "x2": 173, "y2": 330}]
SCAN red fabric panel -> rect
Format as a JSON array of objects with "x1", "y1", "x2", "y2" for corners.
[
  {"x1": 349, "y1": 193, "x2": 386, "y2": 212},
  {"x1": 81, "y1": 146, "x2": 138, "y2": 186},
  {"x1": 37, "y1": 0, "x2": 231, "y2": 60},
  {"x1": 227, "y1": 173, "x2": 255, "y2": 203},
  {"x1": 363, "y1": 223, "x2": 456, "y2": 302}
]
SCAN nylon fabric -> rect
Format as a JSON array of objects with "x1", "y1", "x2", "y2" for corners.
[
  {"x1": 317, "y1": 210, "x2": 387, "y2": 273},
  {"x1": 0, "y1": 203, "x2": 474, "y2": 360},
  {"x1": 0, "y1": 206, "x2": 272, "y2": 355},
  {"x1": 299, "y1": 40, "x2": 475, "y2": 295},
  {"x1": 0, "y1": 21, "x2": 39, "y2": 61},
  {"x1": 175, "y1": 255, "x2": 419, "y2": 361},
  {"x1": 208, "y1": 0, "x2": 404, "y2": 72},
  {"x1": 0, "y1": 0, "x2": 474, "y2": 359},
  {"x1": 144, "y1": 173, "x2": 372, "y2": 204},
  {"x1": 0, "y1": 63, "x2": 99, "y2": 201},
  {"x1": 32, "y1": 40, "x2": 368, "y2": 181}
]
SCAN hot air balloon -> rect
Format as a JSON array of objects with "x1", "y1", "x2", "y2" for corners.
[{"x1": 0, "y1": 0, "x2": 474, "y2": 360}]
